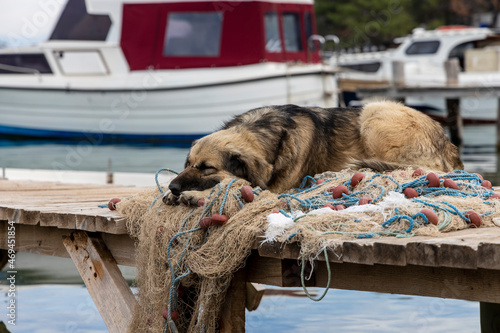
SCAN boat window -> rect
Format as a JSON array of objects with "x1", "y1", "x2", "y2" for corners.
[
  {"x1": 405, "y1": 40, "x2": 440, "y2": 55},
  {"x1": 163, "y1": 12, "x2": 223, "y2": 57},
  {"x1": 304, "y1": 12, "x2": 316, "y2": 51},
  {"x1": 340, "y1": 62, "x2": 381, "y2": 73},
  {"x1": 265, "y1": 12, "x2": 282, "y2": 53},
  {"x1": 282, "y1": 13, "x2": 302, "y2": 52},
  {"x1": 50, "y1": 0, "x2": 111, "y2": 41},
  {"x1": 0, "y1": 54, "x2": 52, "y2": 74}
]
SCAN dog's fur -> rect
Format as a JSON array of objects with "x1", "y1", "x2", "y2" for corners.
[{"x1": 166, "y1": 101, "x2": 463, "y2": 205}]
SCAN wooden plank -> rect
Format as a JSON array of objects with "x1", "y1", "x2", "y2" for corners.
[
  {"x1": 314, "y1": 262, "x2": 500, "y2": 303},
  {"x1": 478, "y1": 242, "x2": 500, "y2": 270},
  {"x1": 0, "y1": 180, "x2": 140, "y2": 233},
  {"x1": 0, "y1": 221, "x2": 136, "y2": 266},
  {"x1": 62, "y1": 231, "x2": 136, "y2": 333}
]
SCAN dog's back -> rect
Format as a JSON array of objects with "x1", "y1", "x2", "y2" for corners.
[{"x1": 222, "y1": 102, "x2": 462, "y2": 189}]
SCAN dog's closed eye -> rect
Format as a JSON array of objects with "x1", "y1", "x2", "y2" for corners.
[{"x1": 197, "y1": 163, "x2": 217, "y2": 175}]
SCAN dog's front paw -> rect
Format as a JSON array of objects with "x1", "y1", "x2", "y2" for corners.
[
  {"x1": 163, "y1": 191, "x2": 180, "y2": 205},
  {"x1": 178, "y1": 190, "x2": 206, "y2": 206}
]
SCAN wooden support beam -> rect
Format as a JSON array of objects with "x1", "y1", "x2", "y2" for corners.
[
  {"x1": 62, "y1": 231, "x2": 136, "y2": 333},
  {"x1": 0, "y1": 222, "x2": 136, "y2": 266},
  {"x1": 480, "y1": 302, "x2": 500, "y2": 332},
  {"x1": 314, "y1": 262, "x2": 500, "y2": 304},
  {"x1": 220, "y1": 268, "x2": 247, "y2": 332},
  {"x1": 245, "y1": 283, "x2": 266, "y2": 311}
]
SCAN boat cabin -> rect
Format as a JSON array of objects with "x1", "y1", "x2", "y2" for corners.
[
  {"x1": 0, "y1": 0, "x2": 321, "y2": 75},
  {"x1": 121, "y1": 0, "x2": 321, "y2": 70}
]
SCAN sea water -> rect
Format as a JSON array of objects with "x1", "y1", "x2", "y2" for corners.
[{"x1": 0, "y1": 124, "x2": 495, "y2": 332}]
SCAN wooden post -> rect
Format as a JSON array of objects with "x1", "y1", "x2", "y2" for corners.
[
  {"x1": 497, "y1": 98, "x2": 500, "y2": 153},
  {"x1": 63, "y1": 231, "x2": 136, "y2": 333},
  {"x1": 445, "y1": 59, "x2": 462, "y2": 149},
  {"x1": 220, "y1": 267, "x2": 247, "y2": 332},
  {"x1": 480, "y1": 302, "x2": 500, "y2": 332},
  {"x1": 446, "y1": 98, "x2": 463, "y2": 150},
  {"x1": 445, "y1": 58, "x2": 460, "y2": 86},
  {"x1": 392, "y1": 61, "x2": 405, "y2": 87},
  {"x1": 391, "y1": 61, "x2": 405, "y2": 103}
]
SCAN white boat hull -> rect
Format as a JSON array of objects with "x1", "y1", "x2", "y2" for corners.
[{"x1": 0, "y1": 68, "x2": 337, "y2": 142}]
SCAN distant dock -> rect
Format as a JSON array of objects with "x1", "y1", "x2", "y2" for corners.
[{"x1": 2, "y1": 180, "x2": 500, "y2": 332}]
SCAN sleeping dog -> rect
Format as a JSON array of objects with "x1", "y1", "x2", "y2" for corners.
[{"x1": 165, "y1": 101, "x2": 463, "y2": 205}]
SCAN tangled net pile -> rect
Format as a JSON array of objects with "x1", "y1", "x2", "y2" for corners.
[{"x1": 119, "y1": 168, "x2": 500, "y2": 333}]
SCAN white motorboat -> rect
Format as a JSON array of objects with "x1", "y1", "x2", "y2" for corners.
[
  {"x1": 0, "y1": 0, "x2": 337, "y2": 143},
  {"x1": 331, "y1": 26, "x2": 500, "y2": 123}
]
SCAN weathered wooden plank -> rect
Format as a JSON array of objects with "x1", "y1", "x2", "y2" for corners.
[
  {"x1": 478, "y1": 242, "x2": 500, "y2": 270},
  {"x1": 340, "y1": 240, "x2": 375, "y2": 265},
  {"x1": 0, "y1": 180, "x2": 139, "y2": 233},
  {"x1": 62, "y1": 231, "x2": 136, "y2": 333}
]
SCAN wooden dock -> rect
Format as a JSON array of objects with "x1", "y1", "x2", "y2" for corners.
[{"x1": 2, "y1": 180, "x2": 500, "y2": 332}]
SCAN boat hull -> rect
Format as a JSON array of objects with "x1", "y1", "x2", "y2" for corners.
[{"x1": 0, "y1": 72, "x2": 336, "y2": 142}]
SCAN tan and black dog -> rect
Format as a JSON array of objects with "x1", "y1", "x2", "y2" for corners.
[{"x1": 166, "y1": 101, "x2": 463, "y2": 205}]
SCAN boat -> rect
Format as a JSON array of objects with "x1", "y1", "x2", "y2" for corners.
[
  {"x1": 0, "y1": 0, "x2": 337, "y2": 143},
  {"x1": 331, "y1": 26, "x2": 500, "y2": 123}
]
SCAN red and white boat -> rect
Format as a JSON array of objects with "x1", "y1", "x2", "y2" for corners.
[{"x1": 0, "y1": 0, "x2": 337, "y2": 142}]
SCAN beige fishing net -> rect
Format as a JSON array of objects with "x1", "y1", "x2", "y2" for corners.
[{"x1": 119, "y1": 168, "x2": 500, "y2": 333}]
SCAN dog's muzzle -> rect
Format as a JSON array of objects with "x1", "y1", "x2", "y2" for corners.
[{"x1": 168, "y1": 181, "x2": 182, "y2": 197}]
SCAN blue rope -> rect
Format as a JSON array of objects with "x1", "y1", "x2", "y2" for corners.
[{"x1": 155, "y1": 168, "x2": 179, "y2": 194}]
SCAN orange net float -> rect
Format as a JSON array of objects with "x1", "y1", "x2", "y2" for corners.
[
  {"x1": 331, "y1": 185, "x2": 348, "y2": 199},
  {"x1": 240, "y1": 185, "x2": 255, "y2": 203},
  {"x1": 107, "y1": 198, "x2": 121, "y2": 210},
  {"x1": 465, "y1": 211, "x2": 481, "y2": 227},
  {"x1": 420, "y1": 208, "x2": 438, "y2": 225},
  {"x1": 403, "y1": 188, "x2": 418, "y2": 198},
  {"x1": 426, "y1": 173, "x2": 440, "y2": 187},
  {"x1": 350, "y1": 172, "x2": 364, "y2": 187},
  {"x1": 443, "y1": 178, "x2": 459, "y2": 190}
]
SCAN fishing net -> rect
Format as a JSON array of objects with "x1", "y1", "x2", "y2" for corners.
[{"x1": 119, "y1": 168, "x2": 500, "y2": 333}]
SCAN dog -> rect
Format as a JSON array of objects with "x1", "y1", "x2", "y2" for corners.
[{"x1": 165, "y1": 101, "x2": 463, "y2": 205}]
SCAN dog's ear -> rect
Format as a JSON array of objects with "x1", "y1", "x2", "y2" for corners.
[{"x1": 225, "y1": 152, "x2": 271, "y2": 189}]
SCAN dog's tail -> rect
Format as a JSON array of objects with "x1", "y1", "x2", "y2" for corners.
[{"x1": 348, "y1": 159, "x2": 418, "y2": 173}]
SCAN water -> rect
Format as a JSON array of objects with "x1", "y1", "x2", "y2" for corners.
[{"x1": 0, "y1": 124, "x2": 496, "y2": 332}]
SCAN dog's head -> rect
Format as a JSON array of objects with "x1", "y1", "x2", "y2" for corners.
[{"x1": 168, "y1": 129, "x2": 272, "y2": 197}]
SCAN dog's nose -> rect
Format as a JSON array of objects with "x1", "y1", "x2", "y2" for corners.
[{"x1": 169, "y1": 180, "x2": 181, "y2": 197}]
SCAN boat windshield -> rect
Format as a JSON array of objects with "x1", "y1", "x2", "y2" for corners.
[{"x1": 49, "y1": 0, "x2": 111, "y2": 41}]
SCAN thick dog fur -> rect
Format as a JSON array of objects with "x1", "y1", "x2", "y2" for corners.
[{"x1": 166, "y1": 101, "x2": 463, "y2": 205}]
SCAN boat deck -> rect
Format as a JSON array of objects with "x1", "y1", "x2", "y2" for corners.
[{"x1": 1, "y1": 180, "x2": 500, "y2": 332}]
